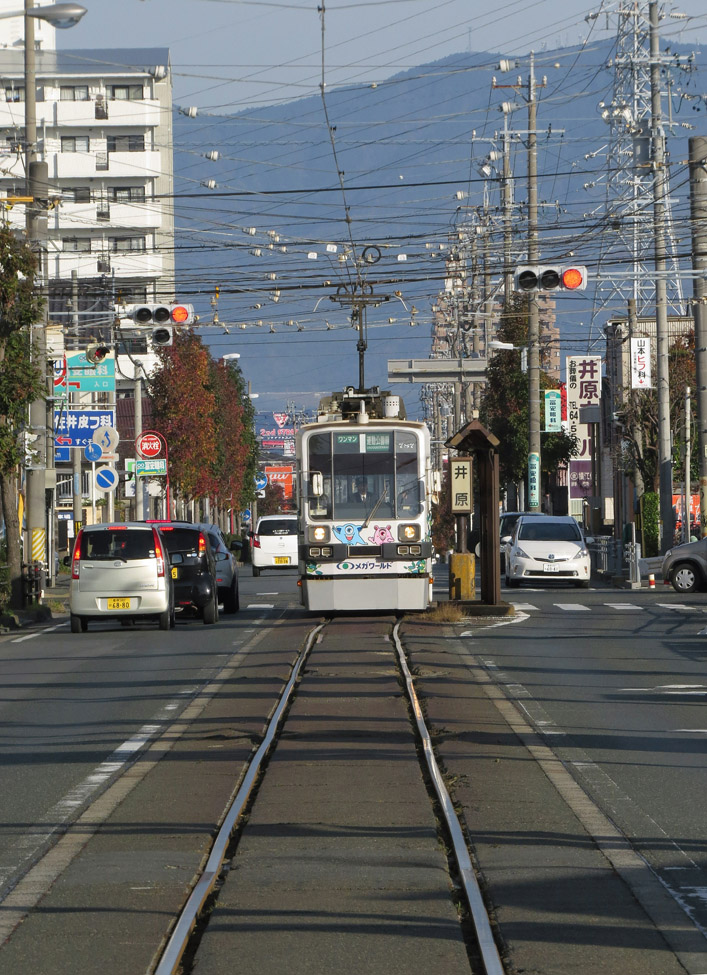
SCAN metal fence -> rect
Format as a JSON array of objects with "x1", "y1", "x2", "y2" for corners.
[{"x1": 588, "y1": 536, "x2": 642, "y2": 585}]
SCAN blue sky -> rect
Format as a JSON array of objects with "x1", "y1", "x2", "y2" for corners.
[{"x1": 64, "y1": 0, "x2": 707, "y2": 112}]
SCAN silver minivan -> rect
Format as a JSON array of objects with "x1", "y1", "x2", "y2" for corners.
[{"x1": 69, "y1": 523, "x2": 175, "y2": 633}]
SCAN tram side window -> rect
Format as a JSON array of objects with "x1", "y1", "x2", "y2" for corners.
[
  {"x1": 308, "y1": 433, "x2": 332, "y2": 520},
  {"x1": 395, "y1": 432, "x2": 420, "y2": 516}
]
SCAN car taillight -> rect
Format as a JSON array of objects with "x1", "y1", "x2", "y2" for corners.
[
  {"x1": 152, "y1": 529, "x2": 165, "y2": 577},
  {"x1": 72, "y1": 529, "x2": 83, "y2": 579},
  {"x1": 252, "y1": 535, "x2": 261, "y2": 548},
  {"x1": 198, "y1": 532, "x2": 207, "y2": 557}
]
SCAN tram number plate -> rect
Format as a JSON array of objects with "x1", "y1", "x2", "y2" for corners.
[
  {"x1": 543, "y1": 564, "x2": 561, "y2": 573},
  {"x1": 274, "y1": 556, "x2": 290, "y2": 565},
  {"x1": 107, "y1": 597, "x2": 132, "y2": 610}
]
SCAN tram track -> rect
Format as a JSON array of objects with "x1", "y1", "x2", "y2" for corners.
[{"x1": 154, "y1": 617, "x2": 504, "y2": 975}]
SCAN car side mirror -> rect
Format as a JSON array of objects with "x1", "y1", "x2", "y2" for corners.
[
  {"x1": 215, "y1": 551, "x2": 228, "y2": 562},
  {"x1": 584, "y1": 536, "x2": 594, "y2": 544},
  {"x1": 501, "y1": 535, "x2": 511, "y2": 544},
  {"x1": 230, "y1": 539, "x2": 242, "y2": 553},
  {"x1": 62, "y1": 555, "x2": 71, "y2": 567}
]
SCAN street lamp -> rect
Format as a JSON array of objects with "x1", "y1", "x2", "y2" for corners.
[{"x1": 21, "y1": 1, "x2": 87, "y2": 587}]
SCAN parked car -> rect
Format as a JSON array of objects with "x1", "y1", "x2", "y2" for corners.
[
  {"x1": 151, "y1": 522, "x2": 220, "y2": 623},
  {"x1": 193, "y1": 523, "x2": 240, "y2": 613},
  {"x1": 250, "y1": 514, "x2": 298, "y2": 576},
  {"x1": 503, "y1": 514, "x2": 593, "y2": 588},
  {"x1": 69, "y1": 523, "x2": 175, "y2": 633},
  {"x1": 661, "y1": 536, "x2": 707, "y2": 593},
  {"x1": 499, "y1": 511, "x2": 544, "y2": 572}
]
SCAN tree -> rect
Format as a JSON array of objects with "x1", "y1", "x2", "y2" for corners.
[
  {"x1": 0, "y1": 229, "x2": 45, "y2": 610},
  {"x1": 481, "y1": 295, "x2": 577, "y2": 499},
  {"x1": 619, "y1": 332, "x2": 696, "y2": 493},
  {"x1": 149, "y1": 331, "x2": 258, "y2": 518}
]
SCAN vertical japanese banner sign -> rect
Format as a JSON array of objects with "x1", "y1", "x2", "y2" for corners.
[
  {"x1": 450, "y1": 458, "x2": 472, "y2": 513},
  {"x1": 566, "y1": 355, "x2": 602, "y2": 503},
  {"x1": 544, "y1": 390, "x2": 562, "y2": 432},
  {"x1": 528, "y1": 452, "x2": 540, "y2": 508},
  {"x1": 630, "y1": 336, "x2": 652, "y2": 388}
]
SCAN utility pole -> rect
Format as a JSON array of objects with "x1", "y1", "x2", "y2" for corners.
[
  {"x1": 689, "y1": 136, "x2": 707, "y2": 536},
  {"x1": 649, "y1": 0, "x2": 673, "y2": 551},
  {"x1": 526, "y1": 53, "x2": 541, "y2": 511},
  {"x1": 71, "y1": 271, "x2": 82, "y2": 537}
]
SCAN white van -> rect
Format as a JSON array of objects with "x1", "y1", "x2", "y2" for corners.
[
  {"x1": 250, "y1": 514, "x2": 298, "y2": 577},
  {"x1": 69, "y1": 523, "x2": 174, "y2": 632}
]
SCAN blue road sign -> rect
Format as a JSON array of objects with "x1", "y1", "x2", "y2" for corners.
[
  {"x1": 255, "y1": 472, "x2": 268, "y2": 491},
  {"x1": 95, "y1": 466, "x2": 119, "y2": 492},
  {"x1": 55, "y1": 446, "x2": 70, "y2": 463},
  {"x1": 54, "y1": 410, "x2": 115, "y2": 449},
  {"x1": 85, "y1": 442, "x2": 103, "y2": 463},
  {"x1": 242, "y1": 508, "x2": 252, "y2": 523}
]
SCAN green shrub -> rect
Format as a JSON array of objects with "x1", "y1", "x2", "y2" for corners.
[{"x1": 640, "y1": 492, "x2": 660, "y2": 557}]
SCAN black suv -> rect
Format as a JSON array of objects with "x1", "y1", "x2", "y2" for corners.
[
  {"x1": 153, "y1": 523, "x2": 220, "y2": 624},
  {"x1": 193, "y1": 523, "x2": 240, "y2": 613}
]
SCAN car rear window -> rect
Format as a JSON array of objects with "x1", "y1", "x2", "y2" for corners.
[
  {"x1": 157, "y1": 526, "x2": 204, "y2": 554},
  {"x1": 257, "y1": 519, "x2": 297, "y2": 536},
  {"x1": 518, "y1": 522, "x2": 582, "y2": 542},
  {"x1": 80, "y1": 529, "x2": 155, "y2": 560}
]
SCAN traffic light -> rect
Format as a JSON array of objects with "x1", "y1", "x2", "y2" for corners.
[
  {"x1": 513, "y1": 265, "x2": 588, "y2": 292},
  {"x1": 151, "y1": 326, "x2": 173, "y2": 347},
  {"x1": 85, "y1": 344, "x2": 111, "y2": 365},
  {"x1": 127, "y1": 303, "x2": 196, "y2": 326}
]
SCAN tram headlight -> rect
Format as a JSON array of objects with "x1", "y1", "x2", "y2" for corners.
[
  {"x1": 309, "y1": 525, "x2": 330, "y2": 544},
  {"x1": 397, "y1": 523, "x2": 420, "y2": 542}
]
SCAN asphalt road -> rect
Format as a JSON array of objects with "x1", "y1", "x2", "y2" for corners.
[{"x1": 0, "y1": 570, "x2": 705, "y2": 973}]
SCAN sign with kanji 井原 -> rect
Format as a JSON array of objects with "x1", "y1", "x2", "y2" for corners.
[
  {"x1": 630, "y1": 336, "x2": 652, "y2": 388},
  {"x1": 544, "y1": 390, "x2": 562, "y2": 432},
  {"x1": 450, "y1": 458, "x2": 472, "y2": 513}
]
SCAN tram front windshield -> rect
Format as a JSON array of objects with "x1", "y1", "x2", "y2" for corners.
[{"x1": 308, "y1": 430, "x2": 420, "y2": 520}]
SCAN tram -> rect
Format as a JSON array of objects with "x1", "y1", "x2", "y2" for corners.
[{"x1": 296, "y1": 386, "x2": 434, "y2": 612}]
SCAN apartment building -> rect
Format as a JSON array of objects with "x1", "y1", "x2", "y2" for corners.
[{"x1": 0, "y1": 45, "x2": 175, "y2": 327}]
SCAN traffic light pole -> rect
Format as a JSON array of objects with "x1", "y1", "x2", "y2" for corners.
[{"x1": 527, "y1": 56, "x2": 541, "y2": 511}]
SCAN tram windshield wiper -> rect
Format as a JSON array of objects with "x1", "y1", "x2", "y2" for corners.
[{"x1": 361, "y1": 485, "x2": 388, "y2": 531}]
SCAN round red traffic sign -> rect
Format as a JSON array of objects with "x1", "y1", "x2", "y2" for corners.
[{"x1": 136, "y1": 433, "x2": 163, "y2": 458}]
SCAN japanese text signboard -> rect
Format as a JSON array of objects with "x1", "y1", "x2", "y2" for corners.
[
  {"x1": 630, "y1": 337, "x2": 652, "y2": 388},
  {"x1": 566, "y1": 355, "x2": 602, "y2": 500},
  {"x1": 54, "y1": 410, "x2": 115, "y2": 450},
  {"x1": 450, "y1": 458, "x2": 472, "y2": 513}
]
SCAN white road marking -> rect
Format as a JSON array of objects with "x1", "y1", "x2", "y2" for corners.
[
  {"x1": 11, "y1": 632, "x2": 39, "y2": 643},
  {"x1": 246, "y1": 603, "x2": 274, "y2": 610},
  {"x1": 509, "y1": 602, "x2": 538, "y2": 611},
  {"x1": 459, "y1": 631, "x2": 474, "y2": 637},
  {"x1": 656, "y1": 603, "x2": 696, "y2": 611},
  {"x1": 620, "y1": 684, "x2": 707, "y2": 695},
  {"x1": 604, "y1": 603, "x2": 642, "y2": 610},
  {"x1": 554, "y1": 603, "x2": 590, "y2": 611}
]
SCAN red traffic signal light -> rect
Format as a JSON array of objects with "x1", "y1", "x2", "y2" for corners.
[
  {"x1": 128, "y1": 303, "x2": 196, "y2": 325},
  {"x1": 513, "y1": 265, "x2": 587, "y2": 292},
  {"x1": 85, "y1": 344, "x2": 111, "y2": 365}
]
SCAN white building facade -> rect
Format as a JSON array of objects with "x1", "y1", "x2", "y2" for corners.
[{"x1": 0, "y1": 41, "x2": 175, "y2": 327}]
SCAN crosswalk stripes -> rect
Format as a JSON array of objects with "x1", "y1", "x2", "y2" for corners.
[{"x1": 508, "y1": 601, "x2": 702, "y2": 614}]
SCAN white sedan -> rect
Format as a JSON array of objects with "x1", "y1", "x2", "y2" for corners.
[{"x1": 503, "y1": 515, "x2": 592, "y2": 589}]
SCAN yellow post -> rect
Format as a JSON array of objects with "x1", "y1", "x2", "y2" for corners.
[{"x1": 449, "y1": 552, "x2": 475, "y2": 602}]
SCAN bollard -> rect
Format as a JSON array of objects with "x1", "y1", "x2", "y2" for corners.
[{"x1": 648, "y1": 573, "x2": 655, "y2": 589}]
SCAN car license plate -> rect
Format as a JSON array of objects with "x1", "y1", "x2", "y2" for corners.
[
  {"x1": 171, "y1": 567, "x2": 178, "y2": 579},
  {"x1": 107, "y1": 597, "x2": 132, "y2": 610},
  {"x1": 274, "y1": 556, "x2": 290, "y2": 565},
  {"x1": 543, "y1": 564, "x2": 561, "y2": 573}
]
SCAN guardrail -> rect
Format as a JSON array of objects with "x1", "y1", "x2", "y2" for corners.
[{"x1": 589, "y1": 536, "x2": 644, "y2": 585}]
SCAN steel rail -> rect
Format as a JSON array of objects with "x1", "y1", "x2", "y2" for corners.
[
  {"x1": 154, "y1": 622, "x2": 325, "y2": 975},
  {"x1": 392, "y1": 621, "x2": 505, "y2": 975}
]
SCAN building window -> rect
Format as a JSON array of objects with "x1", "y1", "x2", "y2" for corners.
[
  {"x1": 61, "y1": 136, "x2": 90, "y2": 153},
  {"x1": 62, "y1": 187, "x2": 91, "y2": 203},
  {"x1": 106, "y1": 134, "x2": 145, "y2": 153},
  {"x1": 60, "y1": 85, "x2": 89, "y2": 101},
  {"x1": 107, "y1": 84, "x2": 143, "y2": 101},
  {"x1": 63, "y1": 238, "x2": 91, "y2": 253},
  {"x1": 111, "y1": 186, "x2": 146, "y2": 202},
  {"x1": 4, "y1": 87, "x2": 24, "y2": 102},
  {"x1": 110, "y1": 236, "x2": 146, "y2": 253}
]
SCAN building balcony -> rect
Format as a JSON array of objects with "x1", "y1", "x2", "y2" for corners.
[
  {"x1": 53, "y1": 150, "x2": 162, "y2": 179},
  {"x1": 51, "y1": 98, "x2": 162, "y2": 128},
  {"x1": 50, "y1": 201, "x2": 161, "y2": 231},
  {"x1": 50, "y1": 250, "x2": 163, "y2": 280}
]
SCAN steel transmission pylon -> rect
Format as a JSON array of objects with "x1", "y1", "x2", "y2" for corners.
[{"x1": 588, "y1": 0, "x2": 685, "y2": 322}]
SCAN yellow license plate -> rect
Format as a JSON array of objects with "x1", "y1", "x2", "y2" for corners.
[
  {"x1": 107, "y1": 597, "x2": 132, "y2": 610},
  {"x1": 274, "y1": 556, "x2": 290, "y2": 564},
  {"x1": 171, "y1": 567, "x2": 178, "y2": 579}
]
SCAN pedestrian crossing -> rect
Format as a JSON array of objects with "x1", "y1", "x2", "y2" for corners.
[{"x1": 510, "y1": 601, "x2": 701, "y2": 613}]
